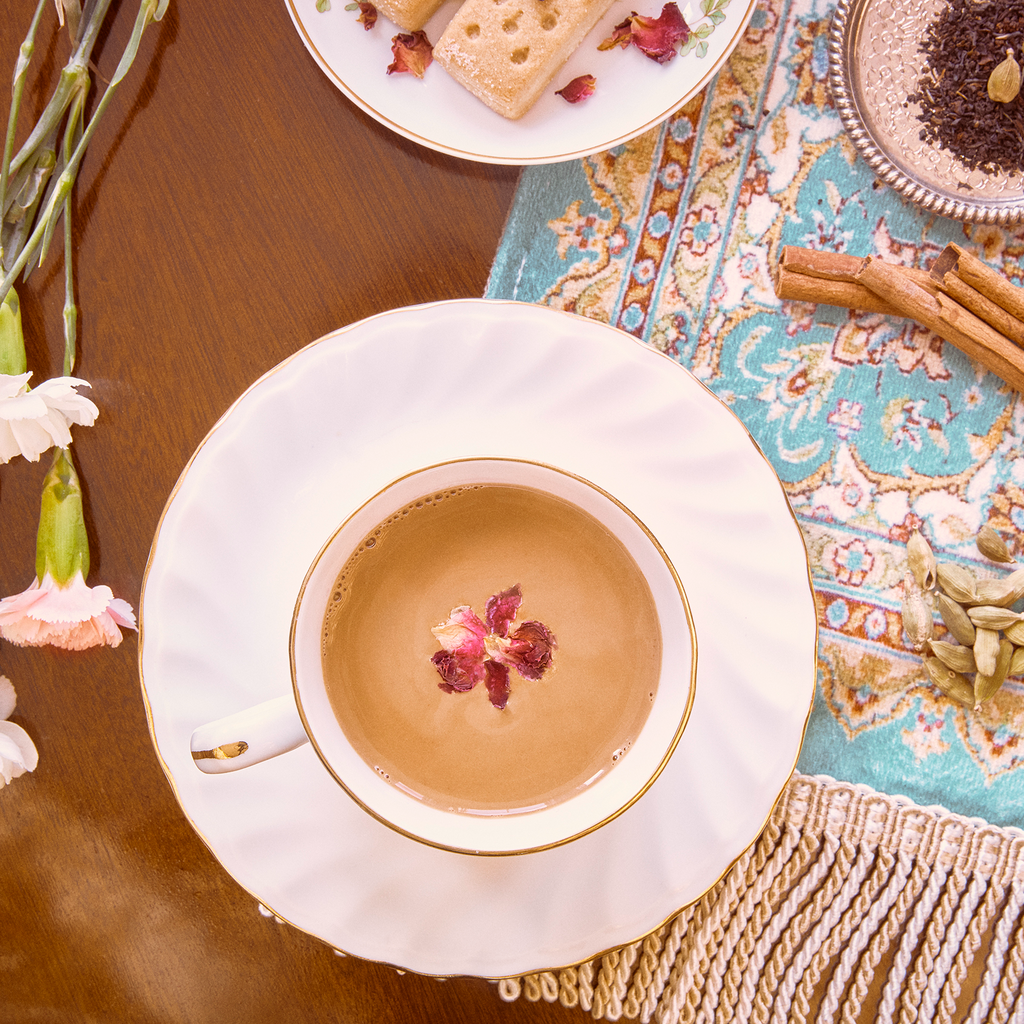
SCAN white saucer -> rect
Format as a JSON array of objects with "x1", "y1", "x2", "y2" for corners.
[
  {"x1": 139, "y1": 300, "x2": 815, "y2": 978},
  {"x1": 284, "y1": 0, "x2": 758, "y2": 165}
]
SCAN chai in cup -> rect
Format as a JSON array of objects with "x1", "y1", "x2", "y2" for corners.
[
  {"x1": 290, "y1": 458, "x2": 696, "y2": 855},
  {"x1": 321, "y1": 481, "x2": 661, "y2": 815}
]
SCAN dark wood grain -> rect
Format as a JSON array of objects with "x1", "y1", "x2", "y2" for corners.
[{"x1": 0, "y1": 4, "x2": 579, "y2": 1021}]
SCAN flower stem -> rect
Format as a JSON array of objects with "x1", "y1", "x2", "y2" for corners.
[
  {"x1": 5, "y1": 61, "x2": 90, "y2": 206},
  {"x1": 0, "y1": 0, "x2": 50, "y2": 268},
  {"x1": 61, "y1": 87, "x2": 87, "y2": 376},
  {"x1": 6, "y1": 0, "x2": 114, "y2": 184},
  {"x1": 63, "y1": 217, "x2": 77, "y2": 376},
  {"x1": 0, "y1": 0, "x2": 166, "y2": 308}
]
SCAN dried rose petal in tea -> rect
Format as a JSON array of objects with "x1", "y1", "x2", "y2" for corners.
[
  {"x1": 907, "y1": 0, "x2": 1024, "y2": 175},
  {"x1": 431, "y1": 584, "x2": 556, "y2": 710}
]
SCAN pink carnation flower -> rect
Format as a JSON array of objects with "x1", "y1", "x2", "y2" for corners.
[
  {"x1": 1, "y1": 447, "x2": 137, "y2": 651},
  {"x1": 0, "y1": 571, "x2": 137, "y2": 650}
]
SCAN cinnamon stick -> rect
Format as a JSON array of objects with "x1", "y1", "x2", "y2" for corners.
[
  {"x1": 937, "y1": 244, "x2": 1024, "y2": 323},
  {"x1": 780, "y1": 247, "x2": 865, "y2": 282},
  {"x1": 857, "y1": 257, "x2": 1024, "y2": 393},
  {"x1": 930, "y1": 268, "x2": 1024, "y2": 347},
  {"x1": 780, "y1": 246, "x2": 934, "y2": 290},
  {"x1": 775, "y1": 264, "x2": 903, "y2": 315},
  {"x1": 773, "y1": 245, "x2": 1024, "y2": 391}
]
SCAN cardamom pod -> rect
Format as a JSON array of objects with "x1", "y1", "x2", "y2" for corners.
[
  {"x1": 924, "y1": 656, "x2": 974, "y2": 707},
  {"x1": 901, "y1": 573, "x2": 933, "y2": 650},
  {"x1": 977, "y1": 524, "x2": 1015, "y2": 563},
  {"x1": 988, "y1": 49, "x2": 1022, "y2": 104},
  {"x1": 974, "y1": 627, "x2": 1000, "y2": 677},
  {"x1": 936, "y1": 592, "x2": 976, "y2": 646},
  {"x1": 974, "y1": 575, "x2": 1022, "y2": 608},
  {"x1": 1005, "y1": 620, "x2": 1024, "y2": 646},
  {"x1": 1011, "y1": 645, "x2": 1024, "y2": 678},
  {"x1": 966, "y1": 605, "x2": 1024, "y2": 630},
  {"x1": 1002, "y1": 567, "x2": 1024, "y2": 604},
  {"x1": 928, "y1": 639, "x2": 976, "y2": 674},
  {"x1": 908, "y1": 530, "x2": 937, "y2": 589},
  {"x1": 936, "y1": 563, "x2": 977, "y2": 605},
  {"x1": 975, "y1": 638, "x2": 1013, "y2": 706}
]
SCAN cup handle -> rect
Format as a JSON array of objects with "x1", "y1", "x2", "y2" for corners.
[{"x1": 190, "y1": 695, "x2": 309, "y2": 774}]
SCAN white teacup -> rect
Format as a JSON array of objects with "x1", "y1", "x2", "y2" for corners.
[{"x1": 190, "y1": 458, "x2": 695, "y2": 855}]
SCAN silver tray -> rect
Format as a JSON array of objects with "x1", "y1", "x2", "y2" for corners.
[{"x1": 828, "y1": 0, "x2": 1024, "y2": 226}]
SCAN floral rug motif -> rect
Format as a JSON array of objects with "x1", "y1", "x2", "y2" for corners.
[{"x1": 486, "y1": 0, "x2": 1024, "y2": 829}]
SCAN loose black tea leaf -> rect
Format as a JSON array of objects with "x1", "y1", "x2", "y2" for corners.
[{"x1": 907, "y1": 0, "x2": 1024, "y2": 176}]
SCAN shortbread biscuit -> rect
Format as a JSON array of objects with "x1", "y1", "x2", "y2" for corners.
[
  {"x1": 434, "y1": 0, "x2": 617, "y2": 120},
  {"x1": 374, "y1": 0, "x2": 445, "y2": 31}
]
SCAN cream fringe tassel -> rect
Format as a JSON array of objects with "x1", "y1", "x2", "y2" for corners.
[{"x1": 496, "y1": 773, "x2": 1024, "y2": 1024}]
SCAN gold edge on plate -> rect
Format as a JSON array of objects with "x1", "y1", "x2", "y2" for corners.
[
  {"x1": 282, "y1": 0, "x2": 761, "y2": 167},
  {"x1": 138, "y1": 298, "x2": 818, "y2": 978},
  {"x1": 480, "y1": 314, "x2": 821, "y2": 982}
]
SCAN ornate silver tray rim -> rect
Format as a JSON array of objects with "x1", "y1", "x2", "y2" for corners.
[{"x1": 828, "y1": 0, "x2": 1024, "y2": 226}]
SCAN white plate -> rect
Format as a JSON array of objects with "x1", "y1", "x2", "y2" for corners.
[
  {"x1": 284, "y1": 0, "x2": 758, "y2": 164},
  {"x1": 140, "y1": 300, "x2": 815, "y2": 978}
]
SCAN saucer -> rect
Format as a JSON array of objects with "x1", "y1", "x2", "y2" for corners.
[
  {"x1": 139, "y1": 299, "x2": 816, "y2": 977},
  {"x1": 285, "y1": 0, "x2": 758, "y2": 165}
]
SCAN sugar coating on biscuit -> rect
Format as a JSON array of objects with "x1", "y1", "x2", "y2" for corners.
[
  {"x1": 434, "y1": 0, "x2": 617, "y2": 120},
  {"x1": 375, "y1": 0, "x2": 446, "y2": 31}
]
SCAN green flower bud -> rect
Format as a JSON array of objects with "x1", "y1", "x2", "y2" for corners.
[
  {"x1": 35, "y1": 447, "x2": 91, "y2": 585},
  {"x1": 0, "y1": 288, "x2": 28, "y2": 377}
]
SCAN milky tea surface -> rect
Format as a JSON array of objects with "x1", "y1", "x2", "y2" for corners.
[{"x1": 321, "y1": 484, "x2": 662, "y2": 814}]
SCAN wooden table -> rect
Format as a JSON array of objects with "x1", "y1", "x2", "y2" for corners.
[{"x1": 0, "y1": 3, "x2": 576, "y2": 1020}]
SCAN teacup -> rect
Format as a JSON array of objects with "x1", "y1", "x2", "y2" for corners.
[{"x1": 190, "y1": 458, "x2": 695, "y2": 855}]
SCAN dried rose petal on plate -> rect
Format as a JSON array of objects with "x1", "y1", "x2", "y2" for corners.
[
  {"x1": 387, "y1": 31, "x2": 433, "y2": 78},
  {"x1": 556, "y1": 74, "x2": 597, "y2": 104},
  {"x1": 344, "y1": 1, "x2": 377, "y2": 29},
  {"x1": 598, "y1": 17, "x2": 634, "y2": 51},
  {"x1": 599, "y1": 3, "x2": 690, "y2": 64}
]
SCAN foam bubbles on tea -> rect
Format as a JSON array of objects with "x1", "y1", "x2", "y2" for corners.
[{"x1": 321, "y1": 483, "x2": 661, "y2": 815}]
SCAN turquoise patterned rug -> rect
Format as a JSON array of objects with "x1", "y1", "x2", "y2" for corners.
[{"x1": 486, "y1": 0, "x2": 1024, "y2": 831}]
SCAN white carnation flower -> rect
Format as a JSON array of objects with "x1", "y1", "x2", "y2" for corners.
[
  {"x1": 0, "y1": 675, "x2": 15, "y2": 720},
  {"x1": 0, "y1": 372, "x2": 99, "y2": 464},
  {"x1": 0, "y1": 676, "x2": 39, "y2": 789}
]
